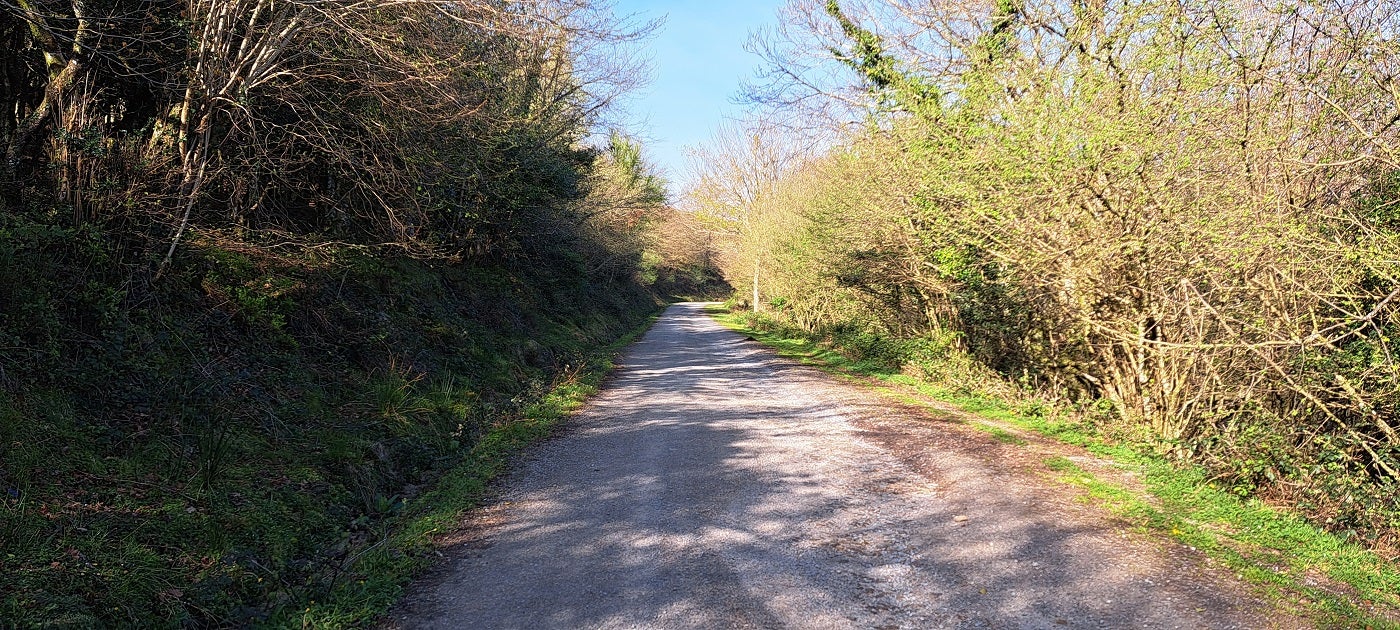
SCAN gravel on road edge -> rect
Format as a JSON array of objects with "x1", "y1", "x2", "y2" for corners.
[{"x1": 385, "y1": 302, "x2": 1311, "y2": 629}]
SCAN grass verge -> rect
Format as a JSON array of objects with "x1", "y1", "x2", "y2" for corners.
[
  {"x1": 293, "y1": 314, "x2": 658, "y2": 627},
  {"x1": 711, "y1": 306, "x2": 1400, "y2": 629}
]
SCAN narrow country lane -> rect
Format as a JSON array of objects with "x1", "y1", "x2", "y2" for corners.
[{"x1": 388, "y1": 302, "x2": 1302, "y2": 630}]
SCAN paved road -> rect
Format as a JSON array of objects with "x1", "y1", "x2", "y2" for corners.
[{"x1": 390, "y1": 302, "x2": 1298, "y2": 629}]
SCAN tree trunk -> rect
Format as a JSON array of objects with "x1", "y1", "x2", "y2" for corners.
[{"x1": 752, "y1": 258, "x2": 760, "y2": 312}]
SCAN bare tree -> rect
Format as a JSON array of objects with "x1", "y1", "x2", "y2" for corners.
[
  {"x1": 719, "y1": 0, "x2": 1400, "y2": 509},
  {"x1": 684, "y1": 117, "x2": 808, "y2": 310}
]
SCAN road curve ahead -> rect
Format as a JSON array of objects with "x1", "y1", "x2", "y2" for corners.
[{"x1": 389, "y1": 302, "x2": 1295, "y2": 630}]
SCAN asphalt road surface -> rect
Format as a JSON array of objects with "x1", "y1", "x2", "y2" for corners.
[{"x1": 389, "y1": 302, "x2": 1301, "y2": 629}]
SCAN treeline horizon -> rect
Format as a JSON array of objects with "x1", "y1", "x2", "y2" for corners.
[
  {"x1": 2, "y1": 0, "x2": 679, "y2": 267},
  {"x1": 689, "y1": 0, "x2": 1400, "y2": 551}
]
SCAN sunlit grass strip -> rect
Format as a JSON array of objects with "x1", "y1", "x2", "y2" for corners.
[
  {"x1": 972, "y1": 422, "x2": 1028, "y2": 445},
  {"x1": 712, "y1": 307, "x2": 1400, "y2": 629},
  {"x1": 290, "y1": 314, "x2": 660, "y2": 627}
]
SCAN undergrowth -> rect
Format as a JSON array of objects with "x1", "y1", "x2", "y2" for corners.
[
  {"x1": 287, "y1": 315, "x2": 655, "y2": 626},
  {"x1": 0, "y1": 214, "x2": 663, "y2": 627},
  {"x1": 713, "y1": 305, "x2": 1400, "y2": 629}
]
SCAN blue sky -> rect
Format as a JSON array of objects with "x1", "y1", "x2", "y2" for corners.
[{"x1": 610, "y1": 0, "x2": 787, "y2": 192}]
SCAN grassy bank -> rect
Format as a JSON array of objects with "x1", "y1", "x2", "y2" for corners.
[
  {"x1": 0, "y1": 216, "x2": 663, "y2": 627},
  {"x1": 712, "y1": 306, "x2": 1400, "y2": 629},
  {"x1": 295, "y1": 313, "x2": 656, "y2": 626}
]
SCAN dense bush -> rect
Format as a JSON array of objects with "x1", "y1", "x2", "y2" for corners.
[{"x1": 693, "y1": 0, "x2": 1400, "y2": 551}]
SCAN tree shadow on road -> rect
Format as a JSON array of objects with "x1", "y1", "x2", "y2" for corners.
[{"x1": 392, "y1": 303, "x2": 1280, "y2": 630}]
